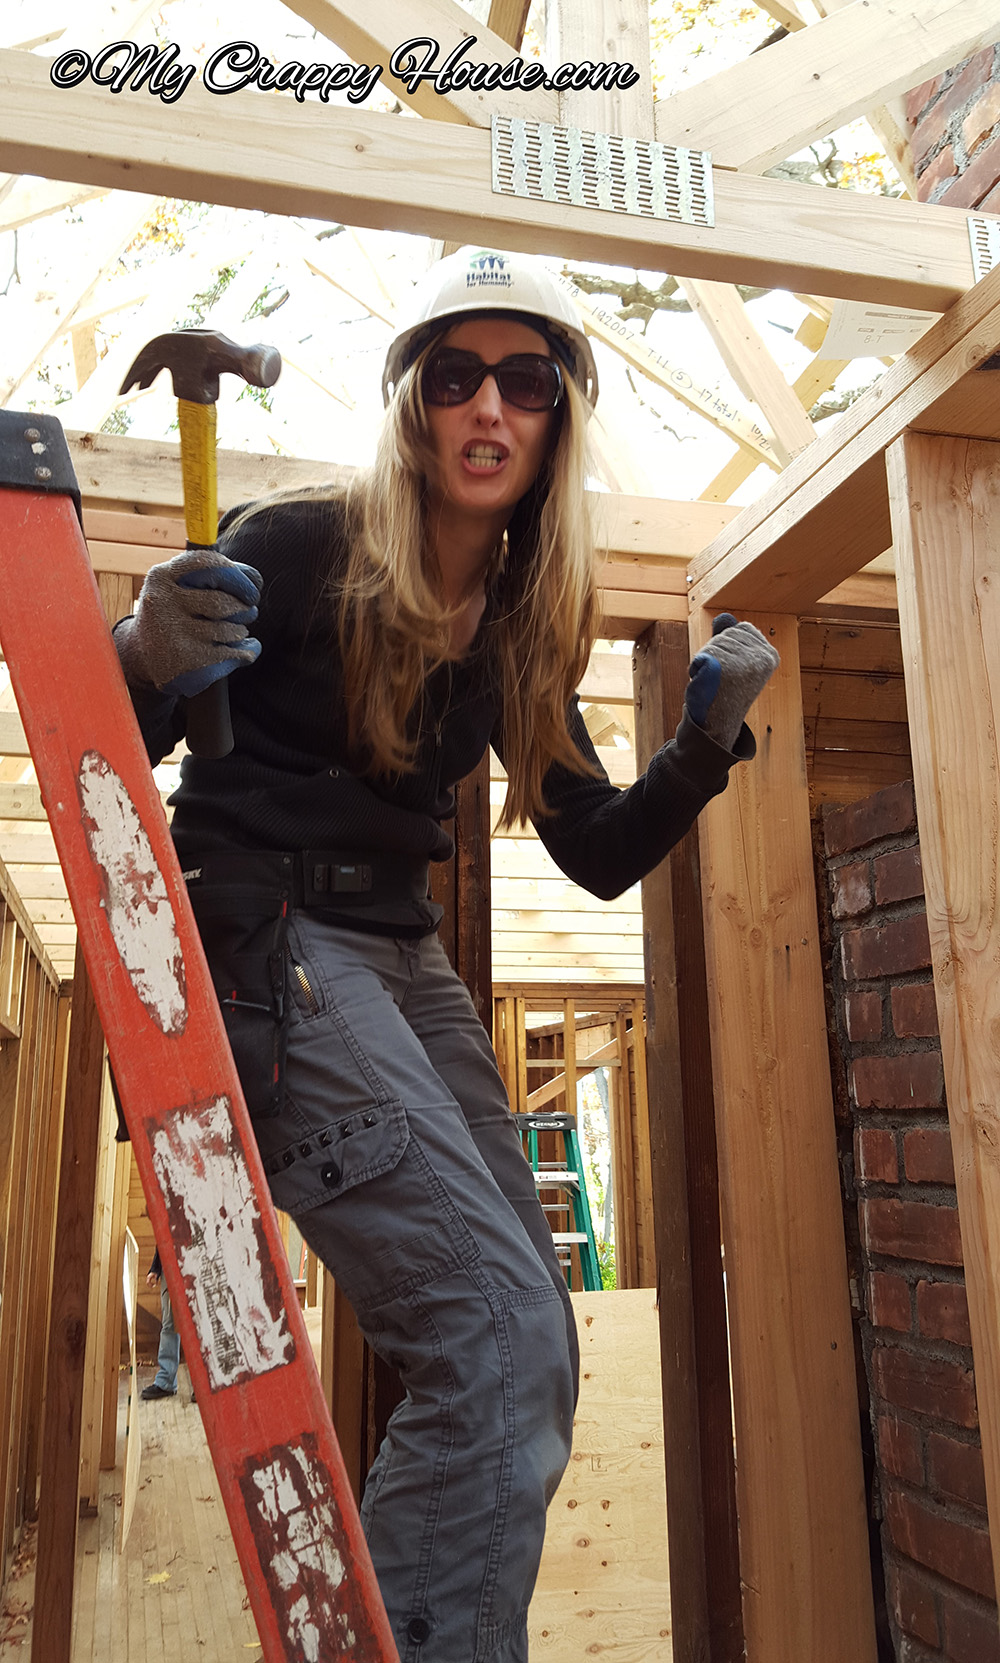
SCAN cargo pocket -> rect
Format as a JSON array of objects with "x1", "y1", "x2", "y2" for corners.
[
  {"x1": 189, "y1": 887, "x2": 290, "y2": 1120},
  {"x1": 256, "y1": 1092, "x2": 410, "y2": 1217}
]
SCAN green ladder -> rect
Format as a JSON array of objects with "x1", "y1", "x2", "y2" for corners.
[{"x1": 513, "y1": 1111, "x2": 602, "y2": 1292}]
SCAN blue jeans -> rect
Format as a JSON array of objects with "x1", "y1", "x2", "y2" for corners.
[
  {"x1": 154, "y1": 1284, "x2": 180, "y2": 1392},
  {"x1": 253, "y1": 915, "x2": 578, "y2": 1663}
]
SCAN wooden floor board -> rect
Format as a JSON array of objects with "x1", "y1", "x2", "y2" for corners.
[{"x1": 3, "y1": 1292, "x2": 669, "y2": 1661}]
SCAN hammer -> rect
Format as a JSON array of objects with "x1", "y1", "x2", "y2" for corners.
[{"x1": 119, "y1": 328, "x2": 282, "y2": 757}]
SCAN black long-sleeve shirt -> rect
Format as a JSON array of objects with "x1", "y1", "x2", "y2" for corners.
[{"x1": 125, "y1": 495, "x2": 750, "y2": 929}]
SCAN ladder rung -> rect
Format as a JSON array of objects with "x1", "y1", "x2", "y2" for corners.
[{"x1": 551, "y1": 1232, "x2": 589, "y2": 1245}]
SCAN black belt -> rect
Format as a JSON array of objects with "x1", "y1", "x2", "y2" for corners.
[{"x1": 179, "y1": 848, "x2": 432, "y2": 908}]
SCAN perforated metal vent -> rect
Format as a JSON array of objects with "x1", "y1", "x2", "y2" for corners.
[
  {"x1": 969, "y1": 215, "x2": 1000, "y2": 281},
  {"x1": 491, "y1": 116, "x2": 714, "y2": 228}
]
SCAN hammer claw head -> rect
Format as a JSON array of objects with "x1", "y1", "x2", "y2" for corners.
[{"x1": 118, "y1": 328, "x2": 283, "y2": 404}]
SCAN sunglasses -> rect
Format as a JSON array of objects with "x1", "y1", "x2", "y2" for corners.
[{"x1": 422, "y1": 347, "x2": 564, "y2": 412}]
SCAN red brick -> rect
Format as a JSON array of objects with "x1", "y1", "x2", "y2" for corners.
[
  {"x1": 893, "y1": 984, "x2": 939, "y2": 1039},
  {"x1": 842, "y1": 914, "x2": 932, "y2": 981},
  {"x1": 936, "y1": 48, "x2": 998, "y2": 122},
  {"x1": 906, "y1": 75, "x2": 945, "y2": 125},
  {"x1": 874, "y1": 1347, "x2": 978, "y2": 1428},
  {"x1": 846, "y1": 990, "x2": 882, "y2": 1042},
  {"x1": 887, "y1": 1557, "x2": 940, "y2": 1646},
  {"x1": 862, "y1": 1197, "x2": 962, "y2": 1265},
  {"x1": 905, "y1": 1128, "x2": 955, "y2": 1186},
  {"x1": 879, "y1": 1411, "x2": 923, "y2": 1484},
  {"x1": 874, "y1": 847, "x2": 923, "y2": 905},
  {"x1": 963, "y1": 81, "x2": 1000, "y2": 156},
  {"x1": 832, "y1": 859, "x2": 872, "y2": 919},
  {"x1": 918, "y1": 1280, "x2": 971, "y2": 1347},
  {"x1": 856, "y1": 1125, "x2": 898, "y2": 1183},
  {"x1": 927, "y1": 1431, "x2": 987, "y2": 1509},
  {"x1": 918, "y1": 143, "x2": 958, "y2": 200},
  {"x1": 869, "y1": 1270, "x2": 912, "y2": 1332},
  {"x1": 851, "y1": 1052, "x2": 943, "y2": 1111},
  {"x1": 982, "y1": 179, "x2": 1000, "y2": 213},
  {"x1": 910, "y1": 96, "x2": 955, "y2": 167},
  {"x1": 824, "y1": 782, "x2": 916, "y2": 857},
  {"x1": 886, "y1": 1488, "x2": 995, "y2": 1599},
  {"x1": 939, "y1": 1587, "x2": 1000, "y2": 1663},
  {"x1": 939, "y1": 133, "x2": 1000, "y2": 210}
]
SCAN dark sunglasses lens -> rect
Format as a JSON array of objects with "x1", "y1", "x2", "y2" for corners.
[
  {"x1": 422, "y1": 350, "x2": 562, "y2": 410},
  {"x1": 496, "y1": 356, "x2": 562, "y2": 410},
  {"x1": 423, "y1": 351, "x2": 484, "y2": 405}
]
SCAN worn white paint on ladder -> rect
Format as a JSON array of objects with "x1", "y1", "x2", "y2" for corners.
[
  {"x1": 242, "y1": 1436, "x2": 355, "y2": 1661},
  {"x1": 76, "y1": 749, "x2": 187, "y2": 1034},
  {"x1": 151, "y1": 1097, "x2": 295, "y2": 1390}
]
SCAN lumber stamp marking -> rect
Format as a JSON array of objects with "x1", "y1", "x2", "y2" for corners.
[
  {"x1": 150, "y1": 1097, "x2": 295, "y2": 1390},
  {"x1": 76, "y1": 750, "x2": 187, "y2": 1035},
  {"x1": 241, "y1": 1434, "x2": 357, "y2": 1662}
]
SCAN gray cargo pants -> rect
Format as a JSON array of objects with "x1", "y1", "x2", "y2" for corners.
[{"x1": 253, "y1": 912, "x2": 579, "y2": 1663}]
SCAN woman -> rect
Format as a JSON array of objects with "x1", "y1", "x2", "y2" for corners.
[{"x1": 116, "y1": 245, "x2": 778, "y2": 1662}]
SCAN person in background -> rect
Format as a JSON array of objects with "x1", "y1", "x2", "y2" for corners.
[{"x1": 141, "y1": 1246, "x2": 180, "y2": 1401}]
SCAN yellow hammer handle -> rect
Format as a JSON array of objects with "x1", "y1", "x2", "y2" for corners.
[{"x1": 177, "y1": 399, "x2": 218, "y2": 546}]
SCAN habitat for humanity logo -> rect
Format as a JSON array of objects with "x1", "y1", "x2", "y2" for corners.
[
  {"x1": 466, "y1": 252, "x2": 512, "y2": 289},
  {"x1": 48, "y1": 36, "x2": 640, "y2": 105}
]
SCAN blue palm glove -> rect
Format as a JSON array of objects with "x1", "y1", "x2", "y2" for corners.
[
  {"x1": 115, "y1": 549, "x2": 263, "y2": 697},
  {"x1": 685, "y1": 612, "x2": 779, "y2": 751}
]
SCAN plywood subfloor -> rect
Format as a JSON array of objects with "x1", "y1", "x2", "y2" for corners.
[
  {"x1": 528, "y1": 1289, "x2": 672, "y2": 1661},
  {"x1": 2, "y1": 1293, "x2": 670, "y2": 1661}
]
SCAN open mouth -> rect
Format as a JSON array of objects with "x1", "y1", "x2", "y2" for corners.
[{"x1": 463, "y1": 442, "x2": 507, "y2": 472}]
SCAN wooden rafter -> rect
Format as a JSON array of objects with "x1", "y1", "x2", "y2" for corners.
[
  {"x1": 688, "y1": 261, "x2": 1000, "y2": 612},
  {"x1": 279, "y1": 0, "x2": 557, "y2": 126},
  {"x1": 0, "y1": 49, "x2": 977, "y2": 310},
  {"x1": 652, "y1": 0, "x2": 1000, "y2": 174}
]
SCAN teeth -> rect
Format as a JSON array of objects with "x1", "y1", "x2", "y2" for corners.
[{"x1": 466, "y1": 445, "x2": 504, "y2": 466}]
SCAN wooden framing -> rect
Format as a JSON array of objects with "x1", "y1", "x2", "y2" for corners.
[
  {"x1": 652, "y1": 0, "x2": 1000, "y2": 172},
  {"x1": 6, "y1": 0, "x2": 1000, "y2": 1655},
  {"x1": 684, "y1": 241, "x2": 1000, "y2": 1653},
  {"x1": 0, "y1": 48, "x2": 981, "y2": 310},
  {"x1": 888, "y1": 430, "x2": 1000, "y2": 1610}
]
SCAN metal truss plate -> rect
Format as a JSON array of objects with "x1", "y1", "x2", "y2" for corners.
[
  {"x1": 491, "y1": 115, "x2": 715, "y2": 228},
  {"x1": 969, "y1": 215, "x2": 1000, "y2": 281}
]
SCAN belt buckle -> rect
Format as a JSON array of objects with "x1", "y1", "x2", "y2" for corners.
[{"x1": 311, "y1": 860, "x2": 372, "y2": 895}]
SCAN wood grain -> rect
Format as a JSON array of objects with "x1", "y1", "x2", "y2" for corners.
[
  {"x1": 888, "y1": 429, "x2": 1000, "y2": 1607},
  {"x1": 692, "y1": 609, "x2": 877, "y2": 1663},
  {"x1": 0, "y1": 49, "x2": 976, "y2": 310}
]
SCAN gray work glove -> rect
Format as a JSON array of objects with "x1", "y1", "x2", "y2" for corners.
[
  {"x1": 115, "y1": 549, "x2": 262, "y2": 698},
  {"x1": 684, "y1": 613, "x2": 780, "y2": 752}
]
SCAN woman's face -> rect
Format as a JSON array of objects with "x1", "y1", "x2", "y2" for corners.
[{"x1": 421, "y1": 316, "x2": 559, "y2": 529}]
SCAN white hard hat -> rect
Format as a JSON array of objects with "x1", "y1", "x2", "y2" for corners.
[{"x1": 383, "y1": 246, "x2": 599, "y2": 408}]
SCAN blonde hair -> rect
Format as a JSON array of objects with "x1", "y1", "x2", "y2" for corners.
[{"x1": 231, "y1": 344, "x2": 601, "y2": 828}]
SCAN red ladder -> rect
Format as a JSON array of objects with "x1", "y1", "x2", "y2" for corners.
[{"x1": 0, "y1": 421, "x2": 397, "y2": 1661}]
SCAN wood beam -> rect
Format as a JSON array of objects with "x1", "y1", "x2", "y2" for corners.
[
  {"x1": 569, "y1": 281, "x2": 782, "y2": 468},
  {"x1": 692, "y1": 608, "x2": 877, "y2": 1663},
  {"x1": 700, "y1": 350, "x2": 847, "y2": 502},
  {"x1": 653, "y1": 0, "x2": 1000, "y2": 175},
  {"x1": 812, "y1": 1, "x2": 919, "y2": 196},
  {"x1": 633, "y1": 622, "x2": 742, "y2": 1663},
  {"x1": 279, "y1": 0, "x2": 556, "y2": 126},
  {"x1": 0, "y1": 179, "x2": 108, "y2": 232},
  {"x1": 546, "y1": 0, "x2": 653, "y2": 139},
  {"x1": 679, "y1": 277, "x2": 817, "y2": 465},
  {"x1": 0, "y1": 191, "x2": 156, "y2": 407},
  {"x1": 0, "y1": 50, "x2": 977, "y2": 311},
  {"x1": 888, "y1": 429, "x2": 1000, "y2": 1607},
  {"x1": 486, "y1": 0, "x2": 531, "y2": 46},
  {"x1": 64, "y1": 426, "x2": 737, "y2": 550},
  {"x1": 688, "y1": 262, "x2": 1000, "y2": 613},
  {"x1": 32, "y1": 948, "x2": 105, "y2": 1663}
]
